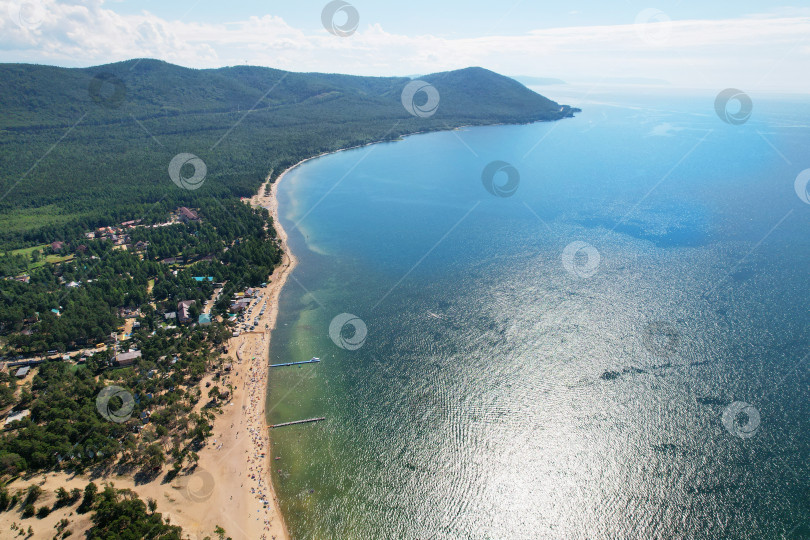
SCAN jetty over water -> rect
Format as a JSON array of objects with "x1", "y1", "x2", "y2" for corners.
[
  {"x1": 270, "y1": 417, "x2": 326, "y2": 428},
  {"x1": 270, "y1": 357, "x2": 320, "y2": 368}
]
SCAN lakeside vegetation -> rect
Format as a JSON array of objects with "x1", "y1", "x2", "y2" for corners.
[
  {"x1": 0, "y1": 60, "x2": 576, "y2": 251},
  {"x1": 0, "y1": 480, "x2": 236, "y2": 538},
  {"x1": 0, "y1": 58, "x2": 577, "y2": 531}
]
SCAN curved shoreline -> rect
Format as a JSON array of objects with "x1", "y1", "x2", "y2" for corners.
[
  {"x1": 249, "y1": 137, "x2": 475, "y2": 538},
  {"x1": 247, "y1": 120, "x2": 577, "y2": 537},
  {"x1": 185, "y1": 138, "x2": 451, "y2": 538},
  {"x1": 238, "y1": 152, "x2": 343, "y2": 538},
  {"x1": 244, "y1": 148, "x2": 376, "y2": 538},
  {"x1": 0, "y1": 123, "x2": 571, "y2": 539}
]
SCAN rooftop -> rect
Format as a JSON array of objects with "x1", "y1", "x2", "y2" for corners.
[
  {"x1": 178, "y1": 207, "x2": 199, "y2": 221},
  {"x1": 4, "y1": 409, "x2": 30, "y2": 427},
  {"x1": 115, "y1": 350, "x2": 142, "y2": 365}
]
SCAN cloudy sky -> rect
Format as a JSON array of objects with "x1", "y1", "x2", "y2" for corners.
[{"x1": 1, "y1": 0, "x2": 809, "y2": 93}]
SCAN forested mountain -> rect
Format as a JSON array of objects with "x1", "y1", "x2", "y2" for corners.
[{"x1": 0, "y1": 59, "x2": 576, "y2": 250}]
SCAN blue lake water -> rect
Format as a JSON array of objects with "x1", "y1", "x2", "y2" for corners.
[{"x1": 267, "y1": 87, "x2": 810, "y2": 539}]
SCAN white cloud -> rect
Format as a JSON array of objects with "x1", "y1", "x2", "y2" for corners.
[{"x1": 0, "y1": 0, "x2": 808, "y2": 92}]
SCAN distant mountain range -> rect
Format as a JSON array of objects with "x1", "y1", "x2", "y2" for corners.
[
  {"x1": 0, "y1": 59, "x2": 579, "y2": 248},
  {"x1": 510, "y1": 75, "x2": 673, "y2": 87},
  {"x1": 0, "y1": 60, "x2": 577, "y2": 129},
  {"x1": 511, "y1": 76, "x2": 567, "y2": 86}
]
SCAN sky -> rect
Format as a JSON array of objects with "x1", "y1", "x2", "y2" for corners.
[{"x1": 1, "y1": 0, "x2": 809, "y2": 92}]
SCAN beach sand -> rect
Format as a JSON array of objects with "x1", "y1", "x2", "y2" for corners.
[
  {"x1": 153, "y1": 167, "x2": 300, "y2": 539},
  {"x1": 0, "y1": 166, "x2": 300, "y2": 540}
]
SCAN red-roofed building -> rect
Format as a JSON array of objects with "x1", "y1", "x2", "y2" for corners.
[
  {"x1": 178, "y1": 207, "x2": 200, "y2": 223},
  {"x1": 178, "y1": 300, "x2": 195, "y2": 323}
]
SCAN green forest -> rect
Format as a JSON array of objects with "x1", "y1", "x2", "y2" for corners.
[
  {"x1": 0, "y1": 59, "x2": 576, "y2": 531},
  {"x1": 0, "y1": 199, "x2": 279, "y2": 354},
  {"x1": 0, "y1": 59, "x2": 576, "y2": 251}
]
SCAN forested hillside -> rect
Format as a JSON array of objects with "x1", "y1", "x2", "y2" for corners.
[
  {"x1": 0, "y1": 60, "x2": 577, "y2": 532},
  {"x1": 0, "y1": 59, "x2": 577, "y2": 250}
]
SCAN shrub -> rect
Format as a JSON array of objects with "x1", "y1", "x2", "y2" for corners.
[
  {"x1": 21, "y1": 503, "x2": 34, "y2": 518},
  {"x1": 54, "y1": 487, "x2": 70, "y2": 508},
  {"x1": 76, "y1": 482, "x2": 96, "y2": 514},
  {"x1": 23, "y1": 485, "x2": 41, "y2": 507}
]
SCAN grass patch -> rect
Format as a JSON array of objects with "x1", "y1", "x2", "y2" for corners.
[
  {"x1": 0, "y1": 206, "x2": 87, "y2": 237},
  {"x1": 9, "y1": 243, "x2": 49, "y2": 257},
  {"x1": 29, "y1": 254, "x2": 74, "y2": 270}
]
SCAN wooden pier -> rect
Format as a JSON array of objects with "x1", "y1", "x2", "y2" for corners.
[
  {"x1": 270, "y1": 417, "x2": 325, "y2": 428},
  {"x1": 270, "y1": 357, "x2": 320, "y2": 368}
]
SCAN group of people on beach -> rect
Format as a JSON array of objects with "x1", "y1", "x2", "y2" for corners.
[{"x1": 238, "y1": 334, "x2": 279, "y2": 539}]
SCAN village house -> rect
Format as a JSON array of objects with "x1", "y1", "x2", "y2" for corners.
[
  {"x1": 114, "y1": 350, "x2": 142, "y2": 367},
  {"x1": 178, "y1": 207, "x2": 200, "y2": 223},
  {"x1": 4, "y1": 409, "x2": 30, "y2": 428},
  {"x1": 177, "y1": 300, "x2": 195, "y2": 323},
  {"x1": 230, "y1": 299, "x2": 251, "y2": 312}
]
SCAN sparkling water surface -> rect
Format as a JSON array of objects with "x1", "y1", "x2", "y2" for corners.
[{"x1": 267, "y1": 88, "x2": 810, "y2": 539}]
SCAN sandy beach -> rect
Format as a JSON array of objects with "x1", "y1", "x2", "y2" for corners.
[
  {"x1": 156, "y1": 165, "x2": 301, "y2": 539},
  {"x1": 0, "y1": 165, "x2": 301, "y2": 540}
]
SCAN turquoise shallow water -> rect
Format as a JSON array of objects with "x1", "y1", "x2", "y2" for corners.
[{"x1": 267, "y1": 88, "x2": 810, "y2": 539}]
